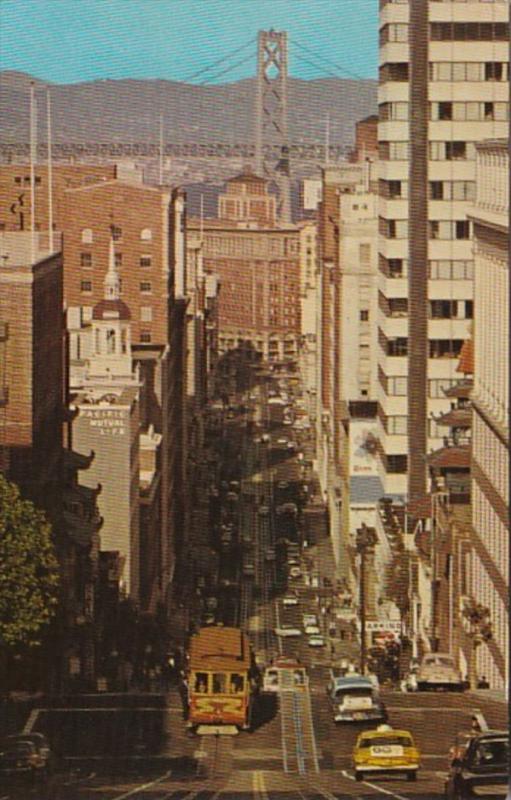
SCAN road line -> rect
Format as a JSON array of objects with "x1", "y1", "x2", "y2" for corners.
[
  {"x1": 341, "y1": 769, "x2": 411, "y2": 800},
  {"x1": 110, "y1": 770, "x2": 171, "y2": 800},
  {"x1": 23, "y1": 708, "x2": 40, "y2": 733}
]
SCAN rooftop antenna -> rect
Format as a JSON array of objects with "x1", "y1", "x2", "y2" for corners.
[
  {"x1": 29, "y1": 81, "x2": 37, "y2": 263},
  {"x1": 200, "y1": 193, "x2": 204, "y2": 243},
  {"x1": 159, "y1": 114, "x2": 163, "y2": 185},
  {"x1": 46, "y1": 87, "x2": 54, "y2": 252}
]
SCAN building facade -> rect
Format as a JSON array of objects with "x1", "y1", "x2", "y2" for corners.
[
  {"x1": 0, "y1": 164, "x2": 117, "y2": 233},
  {"x1": 188, "y1": 172, "x2": 301, "y2": 362},
  {"x1": 377, "y1": 0, "x2": 509, "y2": 503},
  {"x1": 468, "y1": 139, "x2": 509, "y2": 691}
]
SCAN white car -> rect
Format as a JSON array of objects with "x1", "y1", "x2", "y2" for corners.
[
  {"x1": 282, "y1": 593, "x2": 299, "y2": 607},
  {"x1": 307, "y1": 635, "x2": 325, "y2": 648},
  {"x1": 304, "y1": 624, "x2": 321, "y2": 635},
  {"x1": 289, "y1": 566, "x2": 302, "y2": 579},
  {"x1": 416, "y1": 653, "x2": 465, "y2": 692},
  {"x1": 275, "y1": 625, "x2": 302, "y2": 638},
  {"x1": 258, "y1": 506, "x2": 270, "y2": 516},
  {"x1": 277, "y1": 437, "x2": 289, "y2": 446},
  {"x1": 265, "y1": 547, "x2": 276, "y2": 561},
  {"x1": 303, "y1": 614, "x2": 318, "y2": 626}
]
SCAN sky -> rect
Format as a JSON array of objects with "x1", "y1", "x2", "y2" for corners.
[{"x1": 0, "y1": 0, "x2": 378, "y2": 85}]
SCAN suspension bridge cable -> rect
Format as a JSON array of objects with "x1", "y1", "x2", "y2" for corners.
[
  {"x1": 181, "y1": 37, "x2": 256, "y2": 83},
  {"x1": 291, "y1": 51, "x2": 340, "y2": 82},
  {"x1": 198, "y1": 51, "x2": 256, "y2": 85},
  {"x1": 291, "y1": 38, "x2": 367, "y2": 81}
]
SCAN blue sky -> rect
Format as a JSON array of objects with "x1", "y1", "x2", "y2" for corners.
[{"x1": 0, "y1": 0, "x2": 378, "y2": 84}]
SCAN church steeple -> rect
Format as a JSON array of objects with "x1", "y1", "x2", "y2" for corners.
[{"x1": 104, "y1": 235, "x2": 121, "y2": 301}]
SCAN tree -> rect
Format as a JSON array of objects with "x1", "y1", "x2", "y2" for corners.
[{"x1": 0, "y1": 474, "x2": 59, "y2": 648}]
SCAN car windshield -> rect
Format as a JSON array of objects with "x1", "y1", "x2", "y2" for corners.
[
  {"x1": 470, "y1": 739, "x2": 509, "y2": 767},
  {"x1": 335, "y1": 687, "x2": 372, "y2": 699},
  {"x1": 1, "y1": 741, "x2": 33, "y2": 754},
  {"x1": 359, "y1": 735, "x2": 413, "y2": 748},
  {"x1": 424, "y1": 655, "x2": 454, "y2": 667}
]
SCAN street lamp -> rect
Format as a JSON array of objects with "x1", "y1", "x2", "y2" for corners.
[{"x1": 356, "y1": 523, "x2": 378, "y2": 675}]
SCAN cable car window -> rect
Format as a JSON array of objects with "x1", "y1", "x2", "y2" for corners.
[{"x1": 212, "y1": 673, "x2": 227, "y2": 693}]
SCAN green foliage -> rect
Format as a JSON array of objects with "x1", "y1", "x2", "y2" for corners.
[{"x1": 0, "y1": 474, "x2": 59, "y2": 648}]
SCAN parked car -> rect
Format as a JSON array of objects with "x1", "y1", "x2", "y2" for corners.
[
  {"x1": 444, "y1": 730, "x2": 509, "y2": 799},
  {"x1": 307, "y1": 635, "x2": 325, "y2": 648},
  {"x1": 304, "y1": 624, "x2": 320, "y2": 636},
  {"x1": 264, "y1": 547, "x2": 276, "y2": 561},
  {"x1": 274, "y1": 624, "x2": 302, "y2": 638},
  {"x1": 353, "y1": 725, "x2": 420, "y2": 783},
  {"x1": 0, "y1": 734, "x2": 52, "y2": 784},
  {"x1": 282, "y1": 592, "x2": 299, "y2": 607},
  {"x1": 416, "y1": 653, "x2": 465, "y2": 692},
  {"x1": 289, "y1": 566, "x2": 302, "y2": 579}
]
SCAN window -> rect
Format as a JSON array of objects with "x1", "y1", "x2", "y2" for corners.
[
  {"x1": 140, "y1": 228, "x2": 152, "y2": 241},
  {"x1": 437, "y1": 102, "x2": 452, "y2": 121},
  {"x1": 465, "y1": 300, "x2": 473, "y2": 319},
  {"x1": 430, "y1": 22, "x2": 508, "y2": 42},
  {"x1": 387, "y1": 416, "x2": 407, "y2": 435},
  {"x1": 429, "y1": 260, "x2": 473, "y2": 280},
  {"x1": 359, "y1": 243, "x2": 371, "y2": 266},
  {"x1": 14, "y1": 176, "x2": 21, "y2": 184},
  {"x1": 112, "y1": 226, "x2": 122, "y2": 242},
  {"x1": 430, "y1": 300, "x2": 457, "y2": 319},
  {"x1": 388, "y1": 298, "x2": 408, "y2": 317},
  {"x1": 379, "y1": 141, "x2": 409, "y2": 161},
  {"x1": 388, "y1": 259, "x2": 405, "y2": 278},
  {"x1": 429, "y1": 339, "x2": 464, "y2": 358},
  {"x1": 140, "y1": 255, "x2": 152, "y2": 268},
  {"x1": 212, "y1": 673, "x2": 226, "y2": 694},
  {"x1": 485, "y1": 62, "x2": 508, "y2": 81},
  {"x1": 140, "y1": 330, "x2": 152, "y2": 343},
  {"x1": 430, "y1": 181, "x2": 444, "y2": 200},
  {"x1": 81, "y1": 228, "x2": 93, "y2": 244},
  {"x1": 388, "y1": 337, "x2": 408, "y2": 356},
  {"x1": 80, "y1": 280, "x2": 92, "y2": 292},
  {"x1": 360, "y1": 310, "x2": 369, "y2": 322},
  {"x1": 140, "y1": 307, "x2": 153, "y2": 322},
  {"x1": 428, "y1": 378, "x2": 458, "y2": 398},
  {"x1": 379, "y1": 102, "x2": 408, "y2": 121},
  {"x1": 387, "y1": 454, "x2": 408, "y2": 473},
  {"x1": 194, "y1": 672, "x2": 208, "y2": 692},
  {"x1": 388, "y1": 376, "x2": 407, "y2": 396},
  {"x1": 115, "y1": 252, "x2": 123, "y2": 267},
  {"x1": 455, "y1": 220, "x2": 470, "y2": 239},
  {"x1": 380, "y1": 62, "x2": 409, "y2": 82},
  {"x1": 380, "y1": 23, "x2": 408, "y2": 44},
  {"x1": 80, "y1": 252, "x2": 92, "y2": 268},
  {"x1": 429, "y1": 220, "x2": 470, "y2": 240},
  {"x1": 140, "y1": 281, "x2": 152, "y2": 293}
]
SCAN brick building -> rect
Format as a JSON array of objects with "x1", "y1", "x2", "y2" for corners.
[
  {"x1": 61, "y1": 179, "x2": 171, "y2": 346},
  {"x1": 0, "y1": 231, "x2": 103, "y2": 690},
  {"x1": 0, "y1": 164, "x2": 116, "y2": 233},
  {"x1": 187, "y1": 171, "x2": 301, "y2": 362}
]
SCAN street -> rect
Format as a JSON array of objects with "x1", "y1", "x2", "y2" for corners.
[{"x1": 1, "y1": 369, "x2": 506, "y2": 800}]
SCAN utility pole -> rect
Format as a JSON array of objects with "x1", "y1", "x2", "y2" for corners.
[{"x1": 356, "y1": 523, "x2": 377, "y2": 675}]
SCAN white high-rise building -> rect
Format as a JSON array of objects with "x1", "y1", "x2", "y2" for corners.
[
  {"x1": 377, "y1": 0, "x2": 509, "y2": 503},
  {"x1": 469, "y1": 139, "x2": 509, "y2": 691}
]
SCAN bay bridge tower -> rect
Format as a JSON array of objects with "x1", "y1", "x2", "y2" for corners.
[{"x1": 254, "y1": 29, "x2": 291, "y2": 224}]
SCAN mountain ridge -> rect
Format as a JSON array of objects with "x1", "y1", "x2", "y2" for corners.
[{"x1": 0, "y1": 70, "x2": 377, "y2": 147}]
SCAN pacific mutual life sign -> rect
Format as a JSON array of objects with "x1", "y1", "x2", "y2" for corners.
[{"x1": 80, "y1": 407, "x2": 126, "y2": 436}]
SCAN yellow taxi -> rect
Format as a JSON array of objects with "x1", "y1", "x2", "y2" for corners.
[{"x1": 353, "y1": 724, "x2": 420, "y2": 783}]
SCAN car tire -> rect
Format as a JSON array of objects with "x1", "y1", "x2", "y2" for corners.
[
  {"x1": 355, "y1": 771, "x2": 364, "y2": 782},
  {"x1": 407, "y1": 771, "x2": 417, "y2": 782}
]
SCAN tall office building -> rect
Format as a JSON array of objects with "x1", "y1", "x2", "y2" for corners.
[
  {"x1": 469, "y1": 140, "x2": 509, "y2": 690},
  {"x1": 377, "y1": 0, "x2": 509, "y2": 503}
]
